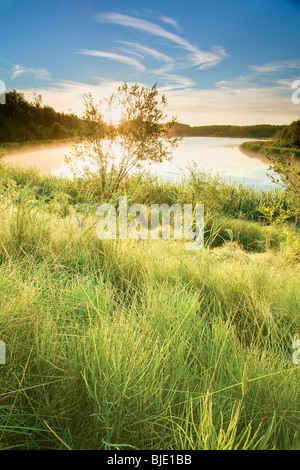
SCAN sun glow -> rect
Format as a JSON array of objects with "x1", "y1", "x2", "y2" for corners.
[{"x1": 102, "y1": 103, "x2": 124, "y2": 125}]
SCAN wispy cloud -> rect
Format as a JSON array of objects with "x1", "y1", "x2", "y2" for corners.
[
  {"x1": 11, "y1": 64, "x2": 25, "y2": 79},
  {"x1": 157, "y1": 73, "x2": 195, "y2": 91},
  {"x1": 95, "y1": 12, "x2": 227, "y2": 70},
  {"x1": 164, "y1": 80, "x2": 298, "y2": 125},
  {"x1": 112, "y1": 41, "x2": 196, "y2": 88},
  {"x1": 251, "y1": 60, "x2": 300, "y2": 73},
  {"x1": 159, "y1": 15, "x2": 180, "y2": 30},
  {"x1": 30, "y1": 68, "x2": 51, "y2": 80},
  {"x1": 120, "y1": 42, "x2": 173, "y2": 64},
  {"x1": 119, "y1": 41, "x2": 174, "y2": 73},
  {"x1": 11, "y1": 64, "x2": 51, "y2": 80},
  {"x1": 77, "y1": 49, "x2": 146, "y2": 72},
  {"x1": 215, "y1": 75, "x2": 255, "y2": 89}
]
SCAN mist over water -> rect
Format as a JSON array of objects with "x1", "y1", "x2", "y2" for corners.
[
  {"x1": 4, "y1": 137, "x2": 278, "y2": 188},
  {"x1": 4, "y1": 142, "x2": 74, "y2": 174}
]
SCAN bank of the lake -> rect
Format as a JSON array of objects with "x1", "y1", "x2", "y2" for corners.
[{"x1": 241, "y1": 140, "x2": 300, "y2": 159}]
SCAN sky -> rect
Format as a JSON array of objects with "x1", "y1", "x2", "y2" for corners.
[{"x1": 0, "y1": 0, "x2": 300, "y2": 125}]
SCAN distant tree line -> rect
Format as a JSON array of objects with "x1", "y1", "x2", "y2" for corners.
[
  {"x1": 1, "y1": 89, "x2": 298, "y2": 145},
  {"x1": 0, "y1": 90, "x2": 84, "y2": 142},
  {"x1": 172, "y1": 122, "x2": 286, "y2": 138},
  {"x1": 273, "y1": 119, "x2": 300, "y2": 149}
]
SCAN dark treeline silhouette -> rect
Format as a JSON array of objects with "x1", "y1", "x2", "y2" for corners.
[
  {"x1": 0, "y1": 90, "x2": 84, "y2": 142},
  {"x1": 273, "y1": 119, "x2": 300, "y2": 149},
  {"x1": 0, "y1": 90, "x2": 295, "y2": 144},
  {"x1": 172, "y1": 122, "x2": 286, "y2": 138}
]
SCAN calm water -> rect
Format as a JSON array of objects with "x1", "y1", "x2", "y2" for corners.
[{"x1": 4, "y1": 137, "x2": 279, "y2": 188}]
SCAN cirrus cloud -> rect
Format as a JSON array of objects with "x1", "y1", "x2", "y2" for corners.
[
  {"x1": 11, "y1": 64, "x2": 51, "y2": 80},
  {"x1": 250, "y1": 60, "x2": 300, "y2": 74},
  {"x1": 77, "y1": 49, "x2": 146, "y2": 72},
  {"x1": 94, "y1": 12, "x2": 228, "y2": 70}
]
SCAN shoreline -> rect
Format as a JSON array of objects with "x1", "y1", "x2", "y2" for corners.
[{"x1": 241, "y1": 140, "x2": 300, "y2": 159}]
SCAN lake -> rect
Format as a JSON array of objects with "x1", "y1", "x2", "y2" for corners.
[{"x1": 4, "y1": 137, "x2": 279, "y2": 188}]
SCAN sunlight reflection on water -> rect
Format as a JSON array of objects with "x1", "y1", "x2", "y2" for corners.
[{"x1": 5, "y1": 137, "x2": 279, "y2": 189}]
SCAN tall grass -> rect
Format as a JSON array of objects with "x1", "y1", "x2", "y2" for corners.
[
  {"x1": 0, "y1": 161, "x2": 294, "y2": 222},
  {"x1": 0, "y1": 179, "x2": 299, "y2": 450}
]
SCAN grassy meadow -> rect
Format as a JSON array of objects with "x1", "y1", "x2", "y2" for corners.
[{"x1": 0, "y1": 160, "x2": 299, "y2": 450}]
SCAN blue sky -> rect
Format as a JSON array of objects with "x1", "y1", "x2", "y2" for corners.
[{"x1": 1, "y1": 0, "x2": 300, "y2": 124}]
